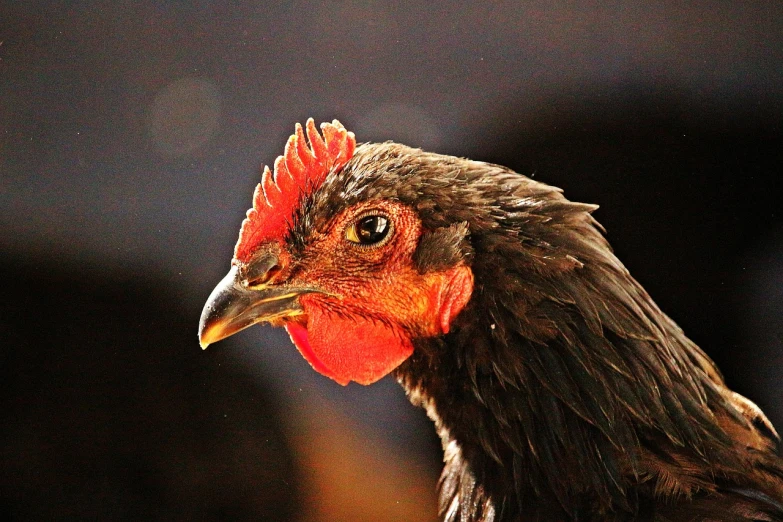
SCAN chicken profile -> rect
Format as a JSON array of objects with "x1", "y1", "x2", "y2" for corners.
[{"x1": 199, "y1": 119, "x2": 783, "y2": 521}]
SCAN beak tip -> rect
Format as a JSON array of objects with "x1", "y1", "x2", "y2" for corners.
[{"x1": 198, "y1": 320, "x2": 219, "y2": 349}]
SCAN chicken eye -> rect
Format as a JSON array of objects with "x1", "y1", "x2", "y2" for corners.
[{"x1": 346, "y1": 215, "x2": 390, "y2": 246}]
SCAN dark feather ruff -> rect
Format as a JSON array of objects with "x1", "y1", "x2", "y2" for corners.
[{"x1": 306, "y1": 142, "x2": 783, "y2": 521}]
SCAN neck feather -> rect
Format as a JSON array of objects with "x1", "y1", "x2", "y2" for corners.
[{"x1": 394, "y1": 222, "x2": 761, "y2": 519}]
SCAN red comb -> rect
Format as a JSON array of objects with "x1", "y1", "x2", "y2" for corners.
[{"x1": 233, "y1": 119, "x2": 356, "y2": 262}]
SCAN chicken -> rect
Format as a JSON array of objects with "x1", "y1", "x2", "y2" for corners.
[{"x1": 199, "y1": 119, "x2": 783, "y2": 521}]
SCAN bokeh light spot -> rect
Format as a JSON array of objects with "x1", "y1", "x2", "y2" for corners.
[{"x1": 149, "y1": 78, "x2": 221, "y2": 157}]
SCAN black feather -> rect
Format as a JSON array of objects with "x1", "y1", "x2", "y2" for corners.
[{"x1": 306, "y1": 142, "x2": 783, "y2": 521}]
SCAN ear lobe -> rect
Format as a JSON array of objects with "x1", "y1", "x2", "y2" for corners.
[{"x1": 436, "y1": 264, "x2": 474, "y2": 334}]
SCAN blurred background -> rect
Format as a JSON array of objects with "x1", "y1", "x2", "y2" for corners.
[{"x1": 1, "y1": 2, "x2": 782, "y2": 520}]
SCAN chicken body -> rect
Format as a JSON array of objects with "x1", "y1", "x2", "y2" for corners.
[{"x1": 200, "y1": 121, "x2": 783, "y2": 521}]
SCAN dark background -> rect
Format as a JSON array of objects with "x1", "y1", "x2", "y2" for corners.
[{"x1": 2, "y1": 3, "x2": 782, "y2": 520}]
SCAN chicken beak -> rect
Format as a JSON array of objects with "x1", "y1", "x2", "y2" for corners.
[{"x1": 198, "y1": 265, "x2": 310, "y2": 349}]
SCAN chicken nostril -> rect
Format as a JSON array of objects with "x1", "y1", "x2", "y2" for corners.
[
  {"x1": 244, "y1": 251, "x2": 284, "y2": 287},
  {"x1": 253, "y1": 265, "x2": 282, "y2": 286},
  {"x1": 247, "y1": 264, "x2": 282, "y2": 287}
]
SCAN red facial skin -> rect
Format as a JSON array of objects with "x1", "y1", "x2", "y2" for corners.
[{"x1": 270, "y1": 200, "x2": 474, "y2": 385}]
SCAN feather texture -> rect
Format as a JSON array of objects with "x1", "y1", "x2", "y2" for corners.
[{"x1": 298, "y1": 142, "x2": 783, "y2": 521}]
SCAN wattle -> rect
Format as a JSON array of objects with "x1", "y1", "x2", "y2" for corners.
[{"x1": 285, "y1": 305, "x2": 413, "y2": 386}]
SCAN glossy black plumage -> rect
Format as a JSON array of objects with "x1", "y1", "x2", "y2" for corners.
[{"x1": 300, "y1": 142, "x2": 783, "y2": 521}]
